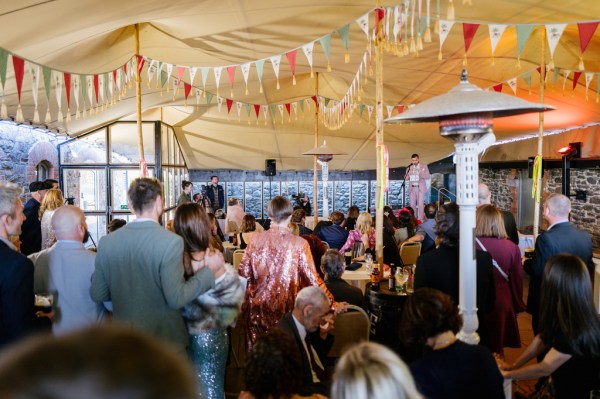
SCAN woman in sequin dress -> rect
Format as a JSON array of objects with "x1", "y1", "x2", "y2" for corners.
[
  {"x1": 174, "y1": 203, "x2": 245, "y2": 399},
  {"x1": 239, "y1": 195, "x2": 339, "y2": 350},
  {"x1": 39, "y1": 188, "x2": 64, "y2": 249}
]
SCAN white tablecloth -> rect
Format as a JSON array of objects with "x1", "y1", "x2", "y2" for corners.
[{"x1": 341, "y1": 263, "x2": 388, "y2": 293}]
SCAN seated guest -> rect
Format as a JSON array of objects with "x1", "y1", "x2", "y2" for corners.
[
  {"x1": 206, "y1": 212, "x2": 224, "y2": 252},
  {"x1": 339, "y1": 212, "x2": 376, "y2": 255},
  {"x1": 331, "y1": 342, "x2": 422, "y2": 399},
  {"x1": 312, "y1": 219, "x2": 332, "y2": 237},
  {"x1": 0, "y1": 326, "x2": 199, "y2": 399},
  {"x1": 302, "y1": 234, "x2": 328, "y2": 280},
  {"x1": 292, "y1": 209, "x2": 313, "y2": 236},
  {"x1": 382, "y1": 215, "x2": 403, "y2": 266},
  {"x1": 401, "y1": 288, "x2": 504, "y2": 399},
  {"x1": 414, "y1": 202, "x2": 495, "y2": 347},
  {"x1": 396, "y1": 208, "x2": 416, "y2": 243},
  {"x1": 225, "y1": 198, "x2": 245, "y2": 235},
  {"x1": 238, "y1": 214, "x2": 258, "y2": 250},
  {"x1": 407, "y1": 203, "x2": 437, "y2": 253},
  {"x1": 343, "y1": 205, "x2": 360, "y2": 231},
  {"x1": 275, "y1": 286, "x2": 335, "y2": 397},
  {"x1": 316, "y1": 211, "x2": 348, "y2": 250},
  {"x1": 321, "y1": 250, "x2": 365, "y2": 308},
  {"x1": 239, "y1": 330, "x2": 324, "y2": 399}
]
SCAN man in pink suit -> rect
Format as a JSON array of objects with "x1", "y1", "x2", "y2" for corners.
[{"x1": 406, "y1": 154, "x2": 430, "y2": 221}]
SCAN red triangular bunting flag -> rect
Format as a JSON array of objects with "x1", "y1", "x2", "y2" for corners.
[
  {"x1": 227, "y1": 66, "x2": 236, "y2": 89},
  {"x1": 463, "y1": 23, "x2": 480, "y2": 53},
  {"x1": 123, "y1": 62, "x2": 127, "y2": 77},
  {"x1": 374, "y1": 8, "x2": 385, "y2": 36},
  {"x1": 93, "y1": 75, "x2": 99, "y2": 103},
  {"x1": 493, "y1": 83, "x2": 503, "y2": 92},
  {"x1": 284, "y1": 103, "x2": 291, "y2": 115},
  {"x1": 176, "y1": 66, "x2": 185, "y2": 87},
  {"x1": 137, "y1": 56, "x2": 145, "y2": 74},
  {"x1": 286, "y1": 50, "x2": 297, "y2": 76},
  {"x1": 254, "y1": 104, "x2": 260, "y2": 118},
  {"x1": 184, "y1": 82, "x2": 191, "y2": 99},
  {"x1": 578, "y1": 22, "x2": 599, "y2": 54},
  {"x1": 113, "y1": 70, "x2": 117, "y2": 88},
  {"x1": 12, "y1": 56, "x2": 25, "y2": 102},
  {"x1": 572, "y1": 71, "x2": 582, "y2": 90},
  {"x1": 536, "y1": 66, "x2": 542, "y2": 74},
  {"x1": 64, "y1": 73, "x2": 71, "y2": 107},
  {"x1": 311, "y1": 95, "x2": 317, "y2": 103},
  {"x1": 396, "y1": 105, "x2": 405, "y2": 114},
  {"x1": 226, "y1": 98, "x2": 233, "y2": 113}
]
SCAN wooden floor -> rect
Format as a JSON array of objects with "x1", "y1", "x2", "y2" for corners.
[{"x1": 225, "y1": 275, "x2": 539, "y2": 399}]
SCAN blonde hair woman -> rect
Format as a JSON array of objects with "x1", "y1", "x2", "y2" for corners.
[
  {"x1": 39, "y1": 188, "x2": 64, "y2": 249},
  {"x1": 331, "y1": 342, "x2": 422, "y2": 399},
  {"x1": 339, "y1": 212, "x2": 375, "y2": 254}
]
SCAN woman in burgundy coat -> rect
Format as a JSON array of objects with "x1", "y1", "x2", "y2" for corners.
[{"x1": 475, "y1": 205, "x2": 526, "y2": 357}]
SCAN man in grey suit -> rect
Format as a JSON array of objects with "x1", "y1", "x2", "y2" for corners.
[
  {"x1": 91, "y1": 178, "x2": 223, "y2": 352},
  {"x1": 29, "y1": 205, "x2": 107, "y2": 335}
]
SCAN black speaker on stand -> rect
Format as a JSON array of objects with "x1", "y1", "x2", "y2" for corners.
[{"x1": 265, "y1": 159, "x2": 276, "y2": 200}]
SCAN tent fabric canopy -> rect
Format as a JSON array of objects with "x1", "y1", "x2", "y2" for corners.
[{"x1": 1, "y1": 0, "x2": 599, "y2": 171}]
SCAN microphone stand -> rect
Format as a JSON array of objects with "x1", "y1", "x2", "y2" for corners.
[{"x1": 402, "y1": 164, "x2": 411, "y2": 208}]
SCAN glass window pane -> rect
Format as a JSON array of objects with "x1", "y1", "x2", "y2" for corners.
[
  {"x1": 84, "y1": 215, "x2": 107, "y2": 250},
  {"x1": 161, "y1": 123, "x2": 168, "y2": 165},
  {"x1": 110, "y1": 169, "x2": 145, "y2": 211},
  {"x1": 245, "y1": 182, "x2": 262, "y2": 219},
  {"x1": 227, "y1": 182, "x2": 244, "y2": 209},
  {"x1": 280, "y1": 181, "x2": 298, "y2": 200},
  {"x1": 369, "y1": 180, "x2": 378, "y2": 212},
  {"x1": 263, "y1": 182, "x2": 280, "y2": 216},
  {"x1": 60, "y1": 128, "x2": 107, "y2": 164},
  {"x1": 388, "y1": 180, "x2": 405, "y2": 208},
  {"x1": 334, "y1": 181, "x2": 350, "y2": 214},
  {"x1": 109, "y1": 123, "x2": 155, "y2": 164},
  {"x1": 63, "y1": 169, "x2": 107, "y2": 211},
  {"x1": 351, "y1": 181, "x2": 368, "y2": 213},
  {"x1": 168, "y1": 128, "x2": 175, "y2": 165}
]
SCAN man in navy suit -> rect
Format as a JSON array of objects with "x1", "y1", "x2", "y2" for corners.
[
  {"x1": 0, "y1": 182, "x2": 35, "y2": 349},
  {"x1": 524, "y1": 193, "x2": 594, "y2": 334},
  {"x1": 316, "y1": 211, "x2": 348, "y2": 250}
]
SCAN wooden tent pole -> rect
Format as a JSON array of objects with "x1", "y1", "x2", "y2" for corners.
[
  {"x1": 313, "y1": 73, "x2": 319, "y2": 226},
  {"x1": 134, "y1": 24, "x2": 146, "y2": 176},
  {"x1": 533, "y1": 27, "x2": 546, "y2": 239},
  {"x1": 374, "y1": 26, "x2": 384, "y2": 266}
]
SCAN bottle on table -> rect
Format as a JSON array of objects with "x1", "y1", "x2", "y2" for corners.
[
  {"x1": 388, "y1": 263, "x2": 396, "y2": 290},
  {"x1": 371, "y1": 263, "x2": 381, "y2": 291}
]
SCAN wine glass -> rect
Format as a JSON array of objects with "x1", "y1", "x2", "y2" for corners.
[{"x1": 395, "y1": 268, "x2": 409, "y2": 295}]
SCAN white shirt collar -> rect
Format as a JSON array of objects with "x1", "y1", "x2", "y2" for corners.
[{"x1": 292, "y1": 314, "x2": 307, "y2": 341}]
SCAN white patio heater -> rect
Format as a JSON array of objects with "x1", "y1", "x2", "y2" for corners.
[
  {"x1": 385, "y1": 70, "x2": 553, "y2": 344},
  {"x1": 303, "y1": 140, "x2": 347, "y2": 219}
]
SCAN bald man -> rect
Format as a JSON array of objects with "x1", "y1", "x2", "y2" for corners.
[
  {"x1": 478, "y1": 183, "x2": 519, "y2": 245},
  {"x1": 524, "y1": 193, "x2": 593, "y2": 333},
  {"x1": 29, "y1": 205, "x2": 107, "y2": 335}
]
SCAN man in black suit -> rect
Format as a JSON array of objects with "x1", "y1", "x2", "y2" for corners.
[
  {"x1": 205, "y1": 175, "x2": 225, "y2": 213},
  {"x1": 316, "y1": 211, "x2": 348, "y2": 250},
  {"x1": 321, "y1": 250, "x2": 365, "y2": 309},
  {"x1": 19, "y1": 180, "x2": 52, "y2": 255},
  {"x1": 478, "y1": 183, "x2": 519, "y2": 245},
  {"x1": 0, "y1": 182, "x2": 35, "y2": 349},
  {"x1": 414, "y1": 202, "x2": 495, "y2": 346},
  {"x1": 524, "y1": 193, "x2": 594, "y2": 334},
  {"x1": 275, "y1": 286, "x2": 335, "y2": 397}
]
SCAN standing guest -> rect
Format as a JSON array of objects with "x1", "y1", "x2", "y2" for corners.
[
  {"x1": 383, "y1": 206, "x2": 400, "y2": 229},
  {"x1": 30, "y1": 206, "x2": 107, "y2": 335},
  {"x1": 177, "y1": 180, "x2": 193, "y2": 206},
  {"x1": 321, "y1": 250, "x2": 365, "y2": 309},
  {"x1": 239, "y1": 196, "x2": 340, "y2": 350},
  {"x1": 524, "y1": 193, "x2": 594, "y2": 334},
  {"x1": 206, "y1": 175, "x2": 225, "y2": 213},
  {"x1": 174, "y1": 203, "x2": 244, "y2": 399},
  {"x1": 39, "y1": 188, "x2": 64, "y2": 250},
  {"x1": 194, "y1": 188, "x2": 213, "y2": 211},
  {"x1": 316, "y1": 211, "x2": 348, "y2": 250},
  {"x1": 406, "y1": 154, "x2": 430, "y2": 221},
  {"x1": 475, "y1": 205, "x2": 525, "y2": 358},
  {"x1": 292, "y1": 209, "x2": 313, "y2": 236},
  {"x1": 401, "y1": 288, "x2": 504, "y2": 399},
  {"x1": 414, "y1": 202, "x2": 495, "y2": 347},
  {"x1": 478, "y1": 183, "x2": 519, "y2": 245},
  {"x1": 238, "y1": 214, "x2": 258, "y2": 250},
  {"x1": 207, "y1": 212, "x2": 224, "y2": 252},
  {"x1": 19, "y1": 180, "x2": 52, "y2": 255},
  {"x1": 331, "y1": 342, "x2": 422, "y2": 399},
  {"x1": 500, "y1": 254, "x2": 600, "y2": 399},
  {"x1": 301, "y1": 234, "x2": 328, "y2": 280},
  {"x1": 339, "y1": 212, "x2": 376, "y2": 255},
  {"x1": 396, "y1": 208, "x2": 417, "y2": 243},
  {"x1": 225, "y1": 198, "x2": 245, "y2": 234},
  {"x1": 90, "y1": 177, "x2": 224, "y2": 352},
  {"x1": 295, "y1": 193, "x2": 312, "y2": 217},
  {"x1": 0, "y1": 182, "x2": 35, "y2": 349},
  {"x1": 407, "y1": 203, "x2": 437, "y2": 253},
  {"x1": 44, "y1": 179, "x2": 60, "y2": 190},
  {"x1": 344, "y1": 205, "x2": 359, "y2": 231},
  {"x1": 275, "y1": 286, "x2": 335, "y2": 397},
  {"x1": 107, "y1": 218, "x2": 126, "y2": 234}
]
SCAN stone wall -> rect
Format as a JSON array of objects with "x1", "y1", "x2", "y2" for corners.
[
  {"x1": 479, "y1": 168, "x2": 519, "y2": 214},
  {"x1": 0, "y1": 121, "x2": 64, "y2": 199}
]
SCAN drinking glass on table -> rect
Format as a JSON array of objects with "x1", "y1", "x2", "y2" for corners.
[
  {"x1": 395, "y1": 267, "x2": 410, "y2": 295},
  {"x1": 365, "y1": 253, "x2": 373, "y2": 273}
]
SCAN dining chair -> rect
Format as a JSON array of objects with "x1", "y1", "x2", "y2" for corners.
[
  {"x1": 400, "y1": 241, "x2": 421, "y2": 265},
  {"x1": 233, "y1": 249, "x2": 245, "y2": 271},
  {"x1": 327, "y1": 304, "x2": 370, "y2": 358}
]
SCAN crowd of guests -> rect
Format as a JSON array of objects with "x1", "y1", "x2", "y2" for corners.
[{"x1": 0, "y1": 176, "x2": 598, "y2": 399}]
